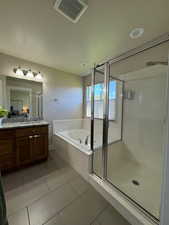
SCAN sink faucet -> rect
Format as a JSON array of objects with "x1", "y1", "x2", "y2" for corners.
[{"x1": 85, "y1": 135, "x2": 90, "y2": 145}]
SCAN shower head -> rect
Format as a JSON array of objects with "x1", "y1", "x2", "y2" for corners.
[{"x1": 146, "y1": 61, "x2": 168, "y2": 67}]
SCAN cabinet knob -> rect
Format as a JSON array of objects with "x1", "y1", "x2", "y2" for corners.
[{"x1": 34, "y1": 135, "x2": 40, "y2": 138}]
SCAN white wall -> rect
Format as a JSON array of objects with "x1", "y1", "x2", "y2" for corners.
[
  {"x1": 122, "y1": 65, "x2": 168, "y2": 168},
  {"x1": 0, "y1": 80, "x2": 3, "y2": 106},
  {"x1": 0, "y1": 75, "x2": 6, "y2": 108}
]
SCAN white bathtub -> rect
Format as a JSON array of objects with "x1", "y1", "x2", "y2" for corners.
[
  {"x1": 53, "y1": 118, "x2": 121, "y2": 180},
  {"x1": 53, "y1": 119, "x2": 93, "y2": 180},
  {"x1": 55, "y1": 129, "x2": 92, "y2": 155}
]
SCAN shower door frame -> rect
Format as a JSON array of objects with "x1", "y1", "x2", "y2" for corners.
[{"x1": 90, "y1": 32, "x2": 169, "y2": 225}]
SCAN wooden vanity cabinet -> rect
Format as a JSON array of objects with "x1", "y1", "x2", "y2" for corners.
[
  {"x1": 0, "y1": 130, "x2": 16, "y2": 172},
  {"x1": 16, "y1": 126, "x2": 48, "y2": 166},
  {"x1": 0, "y1": 125, "x2": 48, "y2": 172}
]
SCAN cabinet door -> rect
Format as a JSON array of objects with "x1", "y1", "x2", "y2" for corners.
[
  {"x1": 0, "y1": 139, "x2": 15, "y2": 156},
  {"x1": 0, "y1": 138, "x2": 16, "y2": 171},
  {"x1": 16, "y1": 136, "x2": 33, "y2": 166},
  {"x1": 31, "y1": 134, "x2": 48, "y2": 161}
]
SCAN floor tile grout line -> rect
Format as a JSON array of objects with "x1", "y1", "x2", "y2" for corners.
[
  {"x1": 89, "y1": 205, "x2": 109, "y2": 225},
  {"x1": 27, "y1": 207, "x2": 31, "y2": 225},
  {"x1": 6, "y1": 172, "x2": 80, "y2": 217},
  {"x1": 5, "y1": 157, "x2": 104, "y2": 225},
  {"x1": 6, "y1": 184, "x2": 50, "y2": 217},
  {"x1": 90, "y1": 220, "x2": 101, "y2": 225},
  {"x1": 45, "y1": 172, "x2": 80, "y2": 193},
  {"x1": 26, "y1": 174, "x2": 79, "y2": 208},
  {"x1": 45, "y1": 190, "x2": 108, "y2": 225},
  {"x1": 7, "y1": 172, "x2": 79, "y2": 216},
  {"x1": 57, "y1": 187, "x2": 92, "y2": 214},
  {"x1": 5, "y1": 170, "x2": 76, "y2": 196},
  {"x1": 7, "y1": 206, "x2": 27, "y2": 218},
  {"x1": 69, "y1": 183, "x2": 89, "y2": 196},
  {"x1": 7, "y1": 177, "x2": 93, "y2": 222},
  {"x1": 4, "y1": 157, "x2": 75, "y2": 193},
  {"x1": 3, "y1": 179, "x2": 25, "y2": 194},
  {"x1": 42, "y1": 188, "x2": 91, "y2": 225}
]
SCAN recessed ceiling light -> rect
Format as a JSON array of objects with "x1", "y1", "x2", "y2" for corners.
[{"x1": 129, "y1": 28, "x2": 144, "y2": 39}]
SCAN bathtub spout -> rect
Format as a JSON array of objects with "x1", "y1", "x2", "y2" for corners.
[
  {"x1": 78, "y1": 138, "x2": 82, "y2": 144},
  {"x1": 85, "y1": 135, "x2": 90, "y2": 145}
]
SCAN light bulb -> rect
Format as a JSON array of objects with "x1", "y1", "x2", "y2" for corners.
[
  {"x1": 26, "y1": 70, "x2": 34, "y2": 78},
  {"x1": 16, "y1": 67, "x2": 24, "y2": 76},
  {"x1": 36, "y1": 72, "x2": 43, "y2": 81}
]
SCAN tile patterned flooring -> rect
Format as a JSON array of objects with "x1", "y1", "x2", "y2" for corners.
[{"x1": 2, "y1": 151, "x2": 130, "y2": 225}]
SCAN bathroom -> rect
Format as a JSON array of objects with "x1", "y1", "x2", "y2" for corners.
[{"x1": 0, "y1": 1, "x2": 169, "y2": 225}]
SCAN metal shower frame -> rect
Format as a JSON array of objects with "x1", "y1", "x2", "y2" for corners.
[{"x1": 90, "y1": 32, "x2": 169, "y2": 225}]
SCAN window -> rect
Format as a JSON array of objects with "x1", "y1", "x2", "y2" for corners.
[{"x1": 86, "y1": 81, "x2": 117, "y2": 120}]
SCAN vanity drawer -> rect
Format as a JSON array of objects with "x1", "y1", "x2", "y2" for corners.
[
  {"x1": 0, "y1": 129, "x2": 15, "y2": 139},
  {"x1": 16, "y1": 125, "x2": 48, "y2": 137}
]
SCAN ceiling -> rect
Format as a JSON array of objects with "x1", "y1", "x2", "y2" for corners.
[{"x1": 0, "y1": 0, "x2": 168, "y2": 75}]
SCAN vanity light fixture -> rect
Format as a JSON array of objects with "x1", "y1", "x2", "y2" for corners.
[
  {"x1": 35, "y1": 72, "x2": 43, "y2": 81},
  {"x1": 13, "y1": 67, "x2": 43, "y2": 81},
  {"x1": 26, "y1": 69, "x2": 34, "y2": 78},
  {"x1": 14, "y1": 67, "x2": 24, "y2": 76}
]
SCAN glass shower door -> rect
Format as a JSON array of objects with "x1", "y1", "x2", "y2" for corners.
[
  {"x1": 91, "y1": 40, "x2": 169, "y2": 222},
  {"x1": 106, "y1": 42, "x2": 169, "y2": 220},
  {"x1": 92, "y1": 68, "x2": 104, "y2": 178}
]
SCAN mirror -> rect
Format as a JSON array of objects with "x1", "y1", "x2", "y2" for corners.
[{"x1": 0, "y1": 75, "x2": 43, "y2": 119}]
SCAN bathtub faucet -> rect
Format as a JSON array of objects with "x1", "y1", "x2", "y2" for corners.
[{"x1": 85, "y1": 135, "x2": 90, "y2": 145}]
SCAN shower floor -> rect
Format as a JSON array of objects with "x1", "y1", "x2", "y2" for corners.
[{"x1": 93, "y1": 141, "x2": 162, "y2": 219}]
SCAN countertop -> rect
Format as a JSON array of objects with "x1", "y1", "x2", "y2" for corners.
[{"x1": 0, "y1": 120, "x2": 49, "y2": 130}]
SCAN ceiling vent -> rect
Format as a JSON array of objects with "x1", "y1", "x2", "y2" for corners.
[{"x1": 54, "y1": 0, "x2": 88, "y2": 23}]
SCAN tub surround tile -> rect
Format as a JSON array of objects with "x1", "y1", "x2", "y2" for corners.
[{"x1": 54, "y1": 135, "x2": 90, "y2": 181}]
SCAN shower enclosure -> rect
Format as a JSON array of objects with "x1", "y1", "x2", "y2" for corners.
[{"x1": 89, "y1": 35, "x2": 169, "y2": 224}]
